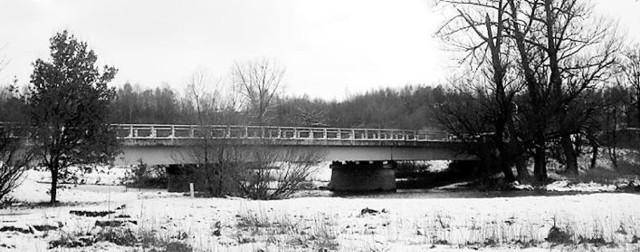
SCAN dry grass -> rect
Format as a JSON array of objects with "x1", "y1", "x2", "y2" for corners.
[{"x1": 3, "y1": 182, "x2": 640, "y2": 251}]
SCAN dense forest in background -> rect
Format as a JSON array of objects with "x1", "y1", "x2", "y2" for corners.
[
  {"x1": 0, "y1": 82, "x2": 450, "y2": 130},
  {"x1": 1, "y1": 81, "x2": 638, "y2": 131},
  {"x1": 105, "y1": 84, "x2": 446, "y2": 129}
]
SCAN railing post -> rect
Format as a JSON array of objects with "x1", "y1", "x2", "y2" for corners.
[
  {"x1": 150, "y1": 125, "x2": 156, "y2": 138},
  {"x1": 351, "y1": 129, "x2": 355, "y2": 140},
  {"x1": 323, "y1": 128, "x2": 327, "y2": 139},
  {"x1": 128, "y1": 125, "x2": 133, "y2": 138},
  {"x1": 189, "y1": 126, "x2": 195, "y2": 138},
  {"x1": 278, "y1": 128, "x2": 282, "y2": 139},
  {"x1": 170, "y1": 125, "x2": 176, "y2": 139}
]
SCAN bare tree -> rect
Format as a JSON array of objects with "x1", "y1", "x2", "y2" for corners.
[
  {"x1": 621, "y1": 45, "x2": 640, "y2": 127},
  {"x1": 232, "y1": 58, "x2": 285, "y2": 125},
  {"x1": 185, "y1": 70, "x2": 230, "y2": 196},
  {"x1": 0, "y1": 126, "x2": 32, "y2": 203},
  {"x1": 436, "y1": 0, "x2": 620, "y2": 181},
  {"x1": 237, "y1": 146, "x2": 323, "y2": 200},
  {"x1": 436, "y1": 0, "x2": 525, "y2": 181},
  {"x1": 0, "y1": 50, "x2": 32, "y2": 203},
  {"x1": 506, "y1": 0, "x2": 619, "y2": 177}
]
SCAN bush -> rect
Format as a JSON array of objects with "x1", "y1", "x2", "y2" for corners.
[
  {"x1": 123, "y1": 161, "x2": 168, "y2": 188},
  {"x1": 0, "y1": 128, "x2": 31, "y2": 203},
  {"x1": 235, "y1": 148, "x2": 321, "y2": 200},
  {"x1": 194, "y1": 143, "x2": 323, "y2": 200}
]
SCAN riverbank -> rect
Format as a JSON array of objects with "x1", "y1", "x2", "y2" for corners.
[{"x1": 2, "y1": 174, "x2": 640, "y2": 251}]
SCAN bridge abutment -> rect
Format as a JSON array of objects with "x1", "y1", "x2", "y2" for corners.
[{"x1": 328, "y1": 161, "x2": 396, "y2": 191}]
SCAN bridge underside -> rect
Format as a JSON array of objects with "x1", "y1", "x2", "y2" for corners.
[
  {"x1": 116, "y1": 144, "x2": 474, "y2": 166},
  {"x1": 116, "y1": 139, "x2": 475, "y2": 193}
]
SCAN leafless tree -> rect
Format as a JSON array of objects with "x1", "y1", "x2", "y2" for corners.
[
  {"x1": 0, "y1": 51, "x2": 31, "y2": 202},
  {"x1": 185, "y1": 69, "x2": 231, "y2": 196},
  {"x1": 232, "y1": 58, "x2": 285, "y2": 125},
  {"x1": 621, "y1": 45, "x2": 640, "y2": 126},
  {"x1": 237, "y1": 145, "x2": 323, "y2": 200},
  {"x1": 435, "y1": 0, "x2": 526, "y2": 181},
  {"x1": 0, "y1": 126, "x2": 32, "y2": 202},
  {"x1": 506, "y1": 0, "x2": 619, "y2": 177}
]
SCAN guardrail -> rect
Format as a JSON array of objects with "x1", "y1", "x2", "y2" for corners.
[
  {"x1": 114, "y1": 124, "x2": 454, "y2": 142},
  {"x1": 0, "y1": 123, "x2": 456, "y2": 142}
]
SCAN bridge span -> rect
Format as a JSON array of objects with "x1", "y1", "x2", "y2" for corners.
[
  {"x1": 114, "y1": 124, "x2": 473, "y2": 166},
  {"x1": 4, "y1": 123, "x2": 475, "y2": 191}
]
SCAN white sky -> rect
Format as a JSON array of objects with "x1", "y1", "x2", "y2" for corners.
[{"x1": 0, "y1": 0, "x2": 639, "y2": 100}]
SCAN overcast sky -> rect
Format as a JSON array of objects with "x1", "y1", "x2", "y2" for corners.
[{"x1": 0, "y1": 0, "x2": 639, "y2": 100}]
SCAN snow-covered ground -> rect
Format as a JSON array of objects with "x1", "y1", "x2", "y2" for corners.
[{"x1": 2, "y1": 170, "x2": 640, "y2": 251}]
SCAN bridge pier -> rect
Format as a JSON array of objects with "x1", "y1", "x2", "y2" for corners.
[{"x1": 328, "y1": 161, "x2": 397, "y2": 192}]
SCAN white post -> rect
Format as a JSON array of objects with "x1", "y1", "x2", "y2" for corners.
[{"x1": 190, "y1": 183, "x2": 195, "y2": 198}]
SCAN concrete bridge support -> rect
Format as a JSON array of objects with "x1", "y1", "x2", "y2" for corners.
[{"x1": 328, "y1": 161, "x2": 397, "y2": 191}]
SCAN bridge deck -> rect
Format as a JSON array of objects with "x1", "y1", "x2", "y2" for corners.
[
  {"x1": 2, "y1": 123, "x2": 472, "y2": 165},
  {"x1": 115, "y1": 124, "x2": 455, "y2": 143}
]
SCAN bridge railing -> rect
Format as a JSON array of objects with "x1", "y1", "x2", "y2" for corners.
[{"x1": 114, "y1": 124, "x2": 454, "y2": 142}]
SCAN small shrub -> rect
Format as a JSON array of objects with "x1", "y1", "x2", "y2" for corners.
[
  {"x1": 123, "y1": 161, "x2": 168, "y2": 188},
  {"x1": 310, "y1": 219, "x2": 339, "y2": 250},
  {"x1": 0, "y1": 132, "x2": 30, "y2": 202},
  {"x1": 95, "y1": 227, "x2": 138, "y2": 246},
  {"x1": 158, "y1": 241, "x2": 193, "y2": 252},
  {"x1": 546, "y1": 226, "x2": 573, "y2": 244},
  {"x1": 49, "y1": 230, "x2": 94, "y2": 248}
]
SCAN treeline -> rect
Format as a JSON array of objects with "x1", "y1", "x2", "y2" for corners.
[
  {"x1": 3, "y1": 80, "x2": 639, "y2": 131},
  {"x1": 104, "y1": 82, "x2": 448, "y2": 130}
]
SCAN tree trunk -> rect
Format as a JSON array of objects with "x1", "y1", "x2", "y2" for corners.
[
  {"x1": 590, "y1": 143, "x2": 598, "y2": 169},
  {"x1": 497, "y1": 143, "x2": 515, "y2": 182},
  {"x1": 500, "y1": 157, "x2": 516, "y2": 182},
  {"x1": 533, "y1": 135, "x2": 547, "y2": 182},
  {"x1": 561, "y1": 134, "x2": 578, "y2": 174},
  {"x1": 515, "y1": 156, "x2": 530, "y2": 182},
  {"x1": 50, "y1": 165, "x2": 58, "y2": 203}
]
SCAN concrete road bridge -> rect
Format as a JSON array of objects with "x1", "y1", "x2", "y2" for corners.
[
  {"x1": 114, "y1": 124, "x2": 473, "y2": 165},
  {"x1": 114, "y1": 124, "x2": 475, "y2": 192},
  {"x1": 4, "y1": 123, "x2": 475, "y2": 191}
]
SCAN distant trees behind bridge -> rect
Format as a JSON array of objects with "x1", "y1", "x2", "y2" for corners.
[
  {"x1": 3, "y1": 74, "x2": 640, "y2": 133},
  {"x1": 104, "y1": 83, "x2": 449, "y2": 130}
]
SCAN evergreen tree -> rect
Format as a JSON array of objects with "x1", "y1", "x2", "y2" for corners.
[{"x1": 28, "y1": 30, "x2": 120, "y2": 203}]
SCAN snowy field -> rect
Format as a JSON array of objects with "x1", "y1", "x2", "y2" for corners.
[{"x1": 1, "y1": 170, "x2": 640, "y2": 251}]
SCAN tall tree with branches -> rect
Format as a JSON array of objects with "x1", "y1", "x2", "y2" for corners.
[
  {"x1": 621, "y1": 45, "x2": 640, "y2": 126},
  {"x1": 506, "y1": 0, "x2": 619, "y2": 177},
  {"x1": 28, "y1": 30, "x2": 119, "y2": 203},
  {"x1": 436, "y1": 0, "x2": 526, "y2": 181},
  {"x1": 232, "y1": 58, "x2": 285, "y2": 125}
]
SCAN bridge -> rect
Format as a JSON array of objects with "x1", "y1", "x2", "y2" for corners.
[
  {"x1": 5, "y1": 123, "x2": 475, "y2": 191},
  {"x1": 114, "y1": 124, "x2": 472, "y2": 165},
  {"x1": 114, "y1": 124, "x2": 474, "y2": 191}
]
